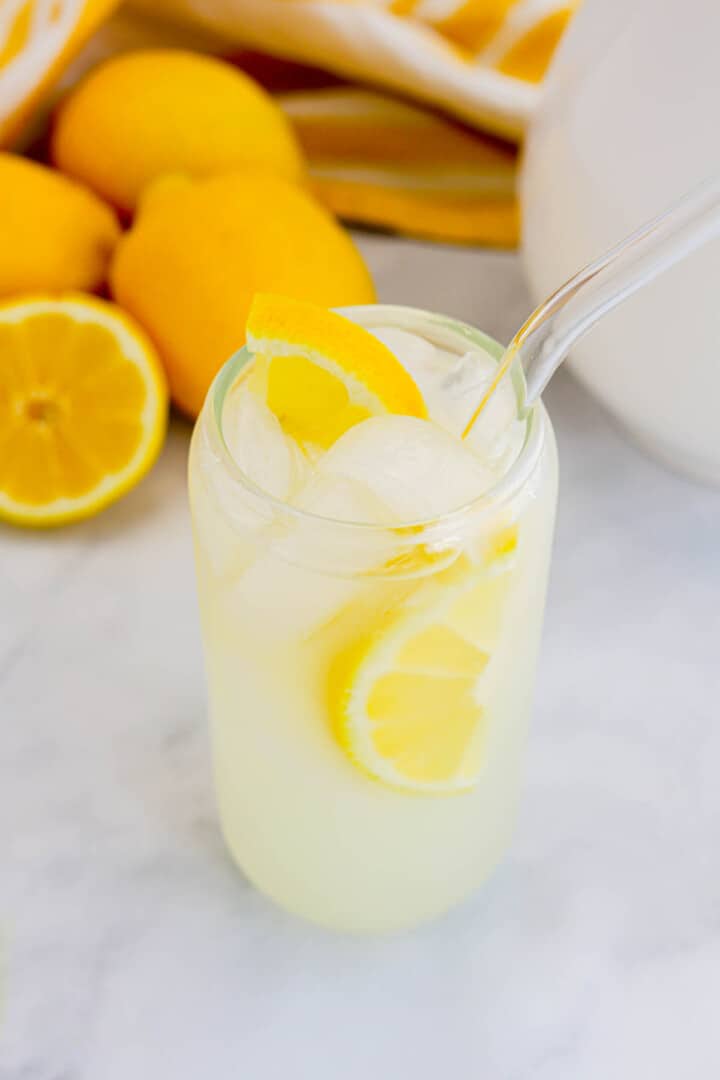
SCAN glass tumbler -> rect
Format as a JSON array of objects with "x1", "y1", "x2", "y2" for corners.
[{"x1": 189, "y1": 306, "x2": 558, "y2": 932}]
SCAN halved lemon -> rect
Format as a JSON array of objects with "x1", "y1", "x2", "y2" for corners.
[
  {"x1": 0, "y1": 295, "x2": 167, "y2": 527},
  {"x1": 246, "y1": 293, "x2": 427, "y2": 449},
  {"x1": 328, "y1": 540, "x2": 516, "y2": 794}
]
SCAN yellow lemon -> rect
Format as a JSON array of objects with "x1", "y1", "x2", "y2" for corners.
[
  {"x1": 110, "y1": 172, "x2": 376, "y2": 418},
  {"x1": 51, "y1": 49, "x2": 306, "y2": 213},
  {"x1": 0, "y1": 153, "x2": 120, "y2": 298},
  {"x1": 0, "y1": 294, "x2": 167, "y2": 527},
  {"x1": 328, "y1": 548, "x2": 517, "y2": 794},
  {"x1": 246, "y1": 294, "x2": 426, "y2": 449}
]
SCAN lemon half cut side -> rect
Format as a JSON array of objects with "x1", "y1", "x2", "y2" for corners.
[{"x1": 0, "y1": 295, "x2": 167, "y2": 527}]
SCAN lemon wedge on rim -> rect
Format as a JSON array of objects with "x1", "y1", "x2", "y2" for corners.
[
  {"x1": 246, "y1": 293, "x2": 427, "y2": 449},
  {"x1": 0, "y1": 294, "x2": 167, "y2": 527}
]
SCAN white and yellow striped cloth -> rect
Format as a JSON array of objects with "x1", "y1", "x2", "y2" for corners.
[
  {"x1": 129, "y1": 0, "x2": 576, "y2": 139},
  {"x1": 0, "y1": 0, "x2": 577, "y2": 245},
  {"x1": 0, "y1": 0, "x2": 118, "y2": 147},
  {"x1": 278, "y1": 85, "x2": 520, "y2": 246}
]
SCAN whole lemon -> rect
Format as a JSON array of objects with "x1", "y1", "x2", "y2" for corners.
[
  {"x1": 110, "y1": 171, "x2": 376, "y2": 417},
  {"x1": 52, "y1": 50, "x2": 306, "y2": 213},
  {"x1": 0, "y1": 153, "x2": 120, "y2": 298}
]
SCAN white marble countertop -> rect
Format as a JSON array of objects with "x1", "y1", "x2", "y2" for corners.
[{"x1": 2, "y1": 238, "x2": 720, "y2": 1079}]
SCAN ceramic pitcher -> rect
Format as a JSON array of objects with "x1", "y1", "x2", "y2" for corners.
[{"x1": 522, "y1": 0, "x2": 720, "y2": 483}]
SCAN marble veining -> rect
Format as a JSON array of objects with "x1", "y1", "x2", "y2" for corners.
[{"x1": 2, "y1": 240, "x2": 720, "y2": 1078}]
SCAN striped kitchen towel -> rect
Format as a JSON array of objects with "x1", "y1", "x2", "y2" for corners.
[{"x1": 129, "y1": 0, "x2": 578, "y2": 139}]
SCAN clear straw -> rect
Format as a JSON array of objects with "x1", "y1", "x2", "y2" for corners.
[{"x1": 464, "y1": 173, "x2": 720, "y2": 436}]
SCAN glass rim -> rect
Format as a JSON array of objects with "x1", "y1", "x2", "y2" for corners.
[{"x1": 204, "y1": 304, "x2": 547, "y2": 536}]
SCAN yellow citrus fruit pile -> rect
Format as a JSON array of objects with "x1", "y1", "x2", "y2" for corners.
[{"x1": 0, "y1": 48, "x2": 375, "y2": 526}]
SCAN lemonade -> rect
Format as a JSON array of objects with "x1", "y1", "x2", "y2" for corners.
[{"x1": 189, "y1": 302, "x2": 557, "y2": 932}]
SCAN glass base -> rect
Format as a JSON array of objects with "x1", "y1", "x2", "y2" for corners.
[{"x1": 221, "y1": 823, "x2": 509, "y2": 935}]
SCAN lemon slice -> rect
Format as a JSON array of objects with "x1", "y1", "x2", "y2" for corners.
[
  {"x1": 246, "y1": 293, "x2": 427, "y2": 449},
  {"x1": 0, "y1": 295, "x2": 167, "y2": 527},
  {"x1": 328, "y1": 542, "x2": 516, "y2": 794}
]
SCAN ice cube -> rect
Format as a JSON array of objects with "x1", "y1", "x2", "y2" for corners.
[
  {"x1": 291, "y1": 473, "x2": 399, "y2": 575},
  {"x1": 293, "y1": 472, "x2": 393, "y2": 525},
  {"x1": 370, "y1": 327, "x2": 519, "y2": 465},
  {"x1": 190, "y1": 383, "x2": 308, "y2": 579},
  {"x1": 226, "y1": 474, "x2": 400, "y2": 642},
  {"x1": 462, "y1": 370, "x2": 520, "y2": 465},
  {"x1": 369, "y1": 327, "x2": 449, "y2": 415},
  {"x1": 369, "y1": 327, "x2": 494, "y2": 432},
  {"x1": 222, "y1": 383, "x2": 307, "y2": 499},
  {"x1": 316, "y1": 415, "x2": 498, "y2": 521},
  {"x1": 189, "y1": 422, "x2": 268, "y2": 579},
  {"x1": 227, "y1": 554, "x2": 368, "y2": 641}
]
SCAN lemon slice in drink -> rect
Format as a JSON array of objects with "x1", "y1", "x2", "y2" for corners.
[
  {"x1": 246, "y1": 293, "x2": 427, "y2": 449},
  {"x1": 0, "y1": 295, "x2": 167, "y2": 527},
  {"x1": 329, "y1": 538, "x2": 517, "y2": 794}
]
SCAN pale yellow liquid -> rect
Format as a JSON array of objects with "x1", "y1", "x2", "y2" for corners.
[{"x1": 189, "y1": 314, "x2": 558, "y2": 932}]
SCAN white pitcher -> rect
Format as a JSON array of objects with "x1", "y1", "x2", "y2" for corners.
[{"x1": 522, "y1": 0, "x2": 720, "y2": 483}]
